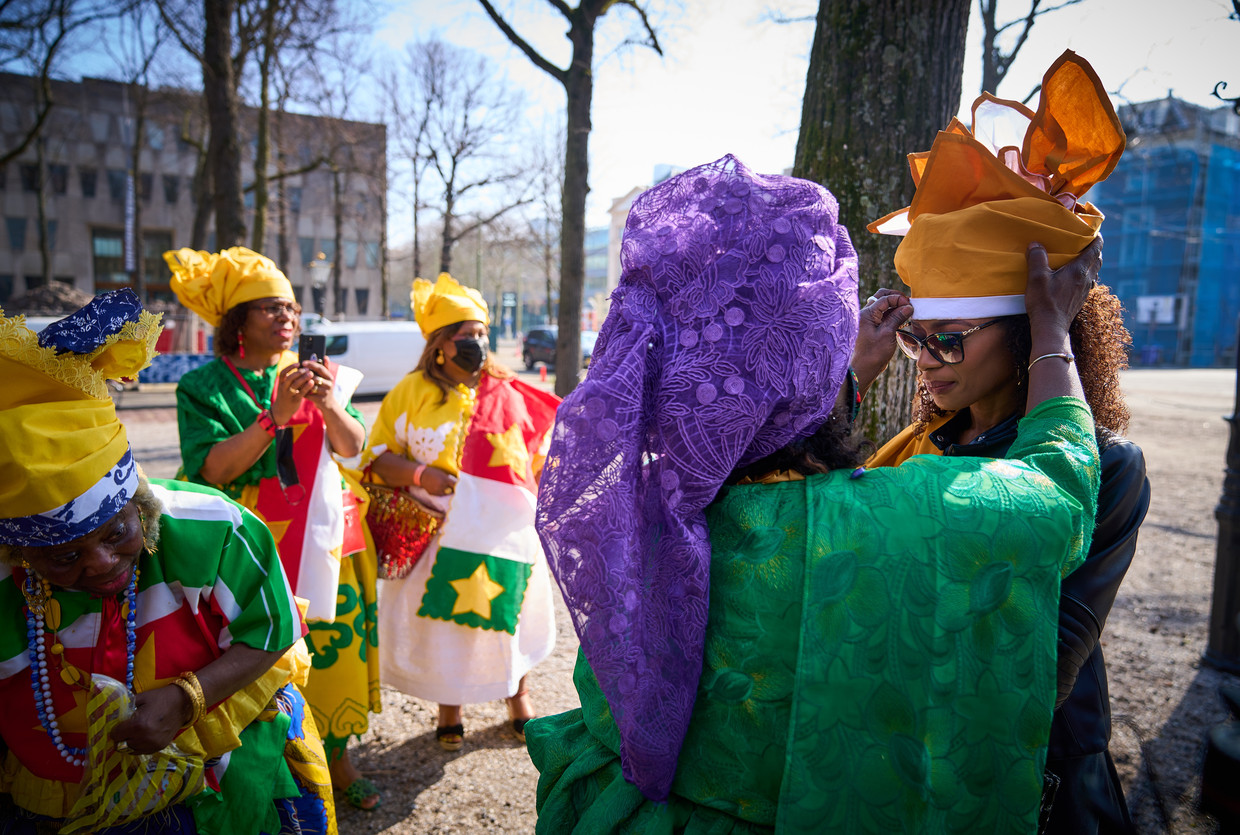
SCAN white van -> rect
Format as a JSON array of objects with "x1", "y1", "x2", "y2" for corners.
[{"x1": 301, "y1": 319, "x2": 426, "y2": 397}]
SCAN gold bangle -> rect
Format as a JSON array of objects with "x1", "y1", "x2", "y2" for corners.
[
  {"x1": 1028, "y1": 351, "x2": 1075, "y2": 370},
  {"x1": 171, "y1": 671, "x2": 207, "y2": 728}
]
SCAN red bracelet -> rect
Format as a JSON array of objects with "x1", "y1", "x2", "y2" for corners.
[
  {"x1": 257, "y1": 409, "x2": 278, "y2": 437},
  {"x1": 412, "y1": 463, "x2": 427, "y2": 487}
]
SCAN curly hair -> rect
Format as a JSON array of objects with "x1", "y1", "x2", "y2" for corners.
[
  {"x1": 910, "y1": 284, "x2": 1132, "y2": 435},
  {"x1": 0, "y1": 470, "x2": 163, "y2": 567},
  {"x1": 214, "y1": 301, "x2": 302, "y2": 357},
  {"x1": 416, "y1": 322, "x2": 514, "y2": 404}
]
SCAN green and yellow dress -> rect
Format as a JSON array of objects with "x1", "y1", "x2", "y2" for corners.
[{"x1": 528, "y1": 397, "x2": 1100, "y2": 833}]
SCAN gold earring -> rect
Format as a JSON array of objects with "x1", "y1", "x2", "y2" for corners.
[{"x1": 436, "y1": 350, "x2": 445, "y2": 366}]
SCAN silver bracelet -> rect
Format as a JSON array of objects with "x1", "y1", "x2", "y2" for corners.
[{"x1": 1028, "y1": 351, "x2": 1075, "y2": 369}]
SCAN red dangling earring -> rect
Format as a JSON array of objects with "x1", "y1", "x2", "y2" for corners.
[{"x1": 238, "y1": 332, "x2": 246, "y2": 360}]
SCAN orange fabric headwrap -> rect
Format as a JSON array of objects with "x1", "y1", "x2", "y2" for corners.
[{"x1": 869, "y1": 50, "x2": 1125, "y2": 319}]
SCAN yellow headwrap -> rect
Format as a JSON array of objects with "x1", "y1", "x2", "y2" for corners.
[
  {"x1": 0, "y1": 290, "x2": 161, "y2": 545},
  {"x1": 165, "y1": 247, "x2": 295, "y2": 327},
  {"x1": 868, "y1": 50, "x2": 1125, "y2": 319},
  {"x1": 410, "y1": 273, "x2": 489, "y2": 338}
]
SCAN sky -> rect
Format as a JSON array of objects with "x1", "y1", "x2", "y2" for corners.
[{"x1": 373, "y1": 0, "x2": 1239, "y2": 241}]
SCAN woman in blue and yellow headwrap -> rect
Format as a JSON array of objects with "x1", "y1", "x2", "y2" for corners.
[{"x1": 0, "y1": 289, "x2": 335, "y2": 834}]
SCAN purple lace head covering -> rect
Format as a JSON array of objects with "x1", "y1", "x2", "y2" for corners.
[{"x1": 536, "y1": 155, "x2": 858, "y2": 800}]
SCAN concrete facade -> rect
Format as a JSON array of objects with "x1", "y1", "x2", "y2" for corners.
[{"x1": 0, "y1": 73, "x2": 387, "y2": 320}]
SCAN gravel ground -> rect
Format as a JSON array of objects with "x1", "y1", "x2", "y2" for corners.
[{"x1": 122, "y1": 367, "x2": 1240, "y2": 834}]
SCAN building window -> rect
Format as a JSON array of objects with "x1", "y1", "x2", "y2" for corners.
[
  {"x1": 243, "y1": 185, "x2": 254, "y2": 209},
  {"x1": 139, "y1": 173, "x2": 153, "y2": 202},
  {"x1": 46, "y1": 220, "x2": 57, "y2": 251},
  {"x1": 320, "y1": 240, "x2": 336, "y2": 263},
  {"x1": 0, "y1": 274, "x2": 11, "y2": 304},
  {"x1": 299, "y1": 237, "x2": 316, "y2": 267},
  {"x1": 143, "y1": 230, "x2": 173, "y2": 290},
  {"x1": 354, "y1": 288, "x2": 369, "y2": 316},
  {"x1": 92, "y1": 228, "x2": 128, "y2": 289},
  {"x1": 147, "y1": 123, "x2": 164, "y2": 150},
  {"x1": 364, "y1": 241, "x2": 379, "y2": 269},
  {"x1": 163, "y1": 175, "x2": 179, "y2": 204},
  {"x1": 89, "y1": 112, "x2": 110, "y2": 142},
  {"x1": 344, "y1": 240, "x2": 358, "y2": 268},
  {"x1": 336, "y1": 287, "x2": 348, "y2": 315},
  {"x1": 80, "y1": 168, "x2": 98, "y2": 197},
  {"x1": 25, "y1": 275, "x2": 45, "y2": 291},
  {"x1": 292, "y1": 285, "x2": 304, "y2": 305},
  {"x1": 6, "y1": 217, "x2": 26, "y2": 251},
  {"x1": 0, "y1": 166, "x2": 6, "y2": 190},
  {"x1": 107, "y1": 169, "x2": 127, "y2": 202},
  {"x1": 19, "y1": 164, "x2": 39, "y2": 192},
  {"x1": 48, "y1": 164, "x2": 68, "y2": 195},
  {"x1": 288, "y1": 187, "x2": 302, "y2": 214}
]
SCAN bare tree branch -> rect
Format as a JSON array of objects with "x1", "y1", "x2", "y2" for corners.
[{"x1": 476, "y1": 0, "x2": 568, "y2": 84}]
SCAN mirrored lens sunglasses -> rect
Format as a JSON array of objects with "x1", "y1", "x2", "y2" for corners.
[{"x1": 895, "y1": 319, "x2": 1003, "y2": 365}]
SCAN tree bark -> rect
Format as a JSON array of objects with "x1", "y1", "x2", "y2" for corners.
[
  {"x1": 203, "y1": 0, "x2": 246, "y2": 248},
  {"x1": 331, "y1": 165, "x2": 344, "y2": 316},
  {"x1": 793, "y1": 0, "x2": 970, "y2": 440},
  {"x1": 554, "y1": 9, "x2": 596, "y2": 395},
  {"x1": 250, "y1": 1, "x2": 277, "y2": 253}
]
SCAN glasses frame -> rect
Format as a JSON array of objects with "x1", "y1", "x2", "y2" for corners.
[
  {"x1": 895, "y1": 318, "x2": 1003, "y2": 365},
  {"x1": 251, "y1": 301, "x2": 301, "y2": 319}
]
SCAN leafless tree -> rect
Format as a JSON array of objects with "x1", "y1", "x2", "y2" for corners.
[
  {"x1": 103, "y1": 0, "x2": 171, "y2": 302},
  {"x1": 476, "y1": 0, "x2": 663, "y2": 396},
  {"x1": 0, "y1": 0, "x2": 125, "y2": 166},
  {"x1": 978, "y1": 0, "x2": 1085, "y2": 100},
  {"x1": 382, "y1": 45, "x2": 436, "y2": 282},
  {"x1": 526, "y1": 121, "x2": 565, "y2": 326},
  {"x1": 397, "y1": 38, "x2": 532, "y2": 277}
]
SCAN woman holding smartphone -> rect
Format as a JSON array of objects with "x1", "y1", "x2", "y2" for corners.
[{"x1": 167, "y1": 247, "x2": 383, "y2": 812}]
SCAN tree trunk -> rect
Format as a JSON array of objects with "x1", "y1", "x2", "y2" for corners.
[
  {"x1": 980, "y1": 0, "x2": 1000, "y2": 94},
  {"x1": 793, "y1": 0, "x2": 970, "y2": 440},
  {"x1": 35, "y1": 135, "x2": 51, "y2": 287},
  {"x1": 250, "y1": 0, "x2": 277, "y2": 253},
  {"x1": 555, "y1": 13, "x2": 595, "y2": 395},
  {"x1": 439, "y1": 191, "x2": 455, "y2": 275},
  {"x1": 203, "y1": 0, "x2": 246, "y2": 249},
  {"x1": 190, "y1": 142, "x2": 212, "y2": 250},
  {"x1": 331, "y1": 166, "x2": 344, "y2": 316}
]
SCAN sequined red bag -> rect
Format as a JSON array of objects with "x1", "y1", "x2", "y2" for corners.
[{"x1": 362, "y1": 483, "x2": 444, "y2": 580}]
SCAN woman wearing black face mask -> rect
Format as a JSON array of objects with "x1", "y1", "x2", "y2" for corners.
[{"x1": 363, "y1": 274, "x2": 561, "y2": 754}]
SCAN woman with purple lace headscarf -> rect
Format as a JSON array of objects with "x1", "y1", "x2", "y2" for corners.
[{"x1": 527, "y1": 155, "x2": 1104, "y2": 832}]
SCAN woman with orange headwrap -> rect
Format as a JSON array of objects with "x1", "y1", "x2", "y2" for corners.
[
  {"x1": 854, "y1": 52, "x2": 1148, "y2": 833},
  {"x1": 166, "y1": 247, "x2": 381, "y2": 812}
]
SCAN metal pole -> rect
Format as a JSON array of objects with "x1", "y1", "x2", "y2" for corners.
[{"x1": 1206, "y1": 314, "x2": 1240, "y2": 671}]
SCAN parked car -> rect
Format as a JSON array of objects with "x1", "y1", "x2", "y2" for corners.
[
  {"x1": 522, "y1": 326, "x2": 598, "y2": 370},
  {"x1": 301, "y1": 318, "x2": 426, "y2": 396}
]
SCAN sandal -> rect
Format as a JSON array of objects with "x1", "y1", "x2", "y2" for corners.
[
  {"x1": 507, "y1": 689, "x2": 536, "y2": 744},
  {"x1": 436, "y1": 723, "x2": 465, "y2": 752},
  {"x1": 342, "y1": 776, "x2": 382, "y2": 811},
  {"x1": 511, "y1": 717, "x2": 532, "y2": 743}
]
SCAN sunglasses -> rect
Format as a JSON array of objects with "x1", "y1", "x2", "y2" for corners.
[{"x1": 895, "y1": 319, "x2": 1003, "y2": 365}]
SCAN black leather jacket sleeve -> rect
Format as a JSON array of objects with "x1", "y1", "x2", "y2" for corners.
[{"x1": 1053, "y1": 430, "x2": 1150, "y2": 710}]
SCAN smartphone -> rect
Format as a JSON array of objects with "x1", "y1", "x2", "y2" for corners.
[{"x1": 299, "y1": 333, "x2": 326, "y2": 365}]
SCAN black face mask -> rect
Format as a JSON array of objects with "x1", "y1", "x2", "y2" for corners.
[{"x1": 451, "y1": 337, "x2": 488, "y2": 373}]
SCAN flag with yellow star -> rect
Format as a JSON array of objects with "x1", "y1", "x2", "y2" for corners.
[{"x1": 416, "y1": 374, "x2": 560, "y2": 634}]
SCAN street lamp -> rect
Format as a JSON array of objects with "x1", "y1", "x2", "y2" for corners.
[{"x1": 307, "y1": 251, "x2": 333, "y2": 318}]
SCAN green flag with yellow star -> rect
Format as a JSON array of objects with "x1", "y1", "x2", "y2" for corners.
[{"x1": 417, "y1": 547, "x2": 532, "y2": 633}]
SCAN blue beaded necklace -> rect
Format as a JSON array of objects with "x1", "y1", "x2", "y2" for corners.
[{"x1": 22, "y1": 567, "x2": 139, "y2": 767}]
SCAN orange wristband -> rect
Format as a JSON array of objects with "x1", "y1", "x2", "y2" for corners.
[{"x1": 412, "y1": 463, "x2": 427, "y2": 487}]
